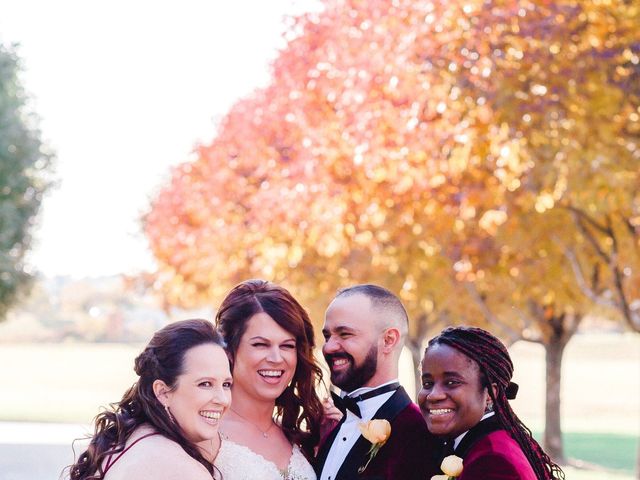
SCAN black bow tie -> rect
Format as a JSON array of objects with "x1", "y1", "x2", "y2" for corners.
[{"x1": 331, "y1": 382, "x2": 400, "y2": 418}]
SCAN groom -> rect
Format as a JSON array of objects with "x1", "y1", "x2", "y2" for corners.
[{"x1": 315, "y1": 284, "x2": 439, "y2": 480}]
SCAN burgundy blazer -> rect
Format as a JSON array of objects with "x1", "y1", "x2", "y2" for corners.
[
  {"x1": 451, "y1": 417, "x2": 536, "y2": 480},
  {"x1": 315, "y1": 387, "x2": 440, "y2": 480}
]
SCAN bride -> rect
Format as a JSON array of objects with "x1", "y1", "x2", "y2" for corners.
[{"x1": 209, "y1": 280, "x2": 324, "y2": 480}]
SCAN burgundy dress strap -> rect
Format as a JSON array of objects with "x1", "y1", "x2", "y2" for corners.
[{"x1": 103, "y1": 432, "x2": 159, "y2": 475}]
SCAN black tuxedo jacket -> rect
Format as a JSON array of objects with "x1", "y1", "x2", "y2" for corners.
[{"x1": 314, "y1": 387, "x2": 439, "y2": 480}]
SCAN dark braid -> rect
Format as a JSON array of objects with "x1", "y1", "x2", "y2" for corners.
[{"x1": 428, "y1": 326, "x2": 564, "y2": 480}]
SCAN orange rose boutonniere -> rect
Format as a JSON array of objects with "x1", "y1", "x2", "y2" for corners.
[
  {"x1": 357, "y1": 419, "x2": 391, "y2": 474},
  {"x1": 431, "y1": 455, "x2": 463, "y2": 480}
]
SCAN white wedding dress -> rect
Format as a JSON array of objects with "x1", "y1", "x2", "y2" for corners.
[{"x1": 215, "y1": 437, "x2": 316, "y2": 480}]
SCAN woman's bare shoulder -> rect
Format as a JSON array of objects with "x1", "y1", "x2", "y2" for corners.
[
  {"x1": 107, "y1": 429, "x2": 211, "y2": 480},
  {"x1": 127, "y1": 455, "x2": 211, "y2": 480}
]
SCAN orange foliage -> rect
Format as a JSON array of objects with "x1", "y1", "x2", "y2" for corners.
[{"x1": 145, "y1": 0, "x2": 639, "y2": 335}]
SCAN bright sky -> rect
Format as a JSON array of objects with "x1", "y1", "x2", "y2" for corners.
[{"x1": 0, "y1": 0, "x2": 320, "y2": 278}]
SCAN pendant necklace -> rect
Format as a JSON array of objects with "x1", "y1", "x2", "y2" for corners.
[{"x1": 230, "y1": 407, "x2": 275, "y2": 438}]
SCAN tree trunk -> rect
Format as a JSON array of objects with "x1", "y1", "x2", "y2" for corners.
[{"x1": 544, "y1": 337, "x2": 567, "y2": 463}]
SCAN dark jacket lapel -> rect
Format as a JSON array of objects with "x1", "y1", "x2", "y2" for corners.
[
  {"x1": 335, "y1": 386, "x2": 412, "y2": 479},
  {"x1": 315, "y1": 414, "x2": 347, "y2": 476},
  {"x1": 454, "y1": 415, "x2": 503, "y2": 459}
]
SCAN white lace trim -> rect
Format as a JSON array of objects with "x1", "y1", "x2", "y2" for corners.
[{"x1": 215, "y1": 438, "x2": 316, "y2": 480}]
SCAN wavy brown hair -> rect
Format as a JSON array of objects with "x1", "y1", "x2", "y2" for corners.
[
  {"x1": 215, "y1": 279, "x2": 323, "y2": 458},
  {"x1": 68, "y1": 319, "x2": 226, "y2": 479}
]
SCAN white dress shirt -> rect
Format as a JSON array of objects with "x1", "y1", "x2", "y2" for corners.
[
  {"x1": 319, "y1": 380, "x2": 399, "y2": 480},
  {"x1": 453, "y1": 411, "x2": 495, "y2": 450}
]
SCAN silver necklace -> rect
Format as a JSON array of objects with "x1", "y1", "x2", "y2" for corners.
[{"x1": 230, "y1": 407, "x2": 275, "y2": 438}]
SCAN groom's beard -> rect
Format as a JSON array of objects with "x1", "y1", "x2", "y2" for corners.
[{"x1": 325, "y1": 344, "x2": 378, "y2": 393}]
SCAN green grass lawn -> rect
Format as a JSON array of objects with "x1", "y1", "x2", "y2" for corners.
[
  {"x1": 565, "y1": 432, "x2": 638, "y2": 474},
  {"x1": 532, "y1": 431, "x2": 639, "y2": 475},
  {"x1": 563, "y1": 466, "x2": 634, "y2": 480}
]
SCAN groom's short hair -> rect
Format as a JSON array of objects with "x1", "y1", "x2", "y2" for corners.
[{"x1": 334, "y1": 284, "x2": 409, "y2": 339}]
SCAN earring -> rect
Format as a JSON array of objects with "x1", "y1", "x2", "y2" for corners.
[
  {"x1": 484, "y1": 401, "x2": 494, "y2": 413},
  {"x1": 164, "y1": 404, "x2": 175, "y2": 422}
]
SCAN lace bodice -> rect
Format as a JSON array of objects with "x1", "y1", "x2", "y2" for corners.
[{"x1": 215, "y1": 438, "x2": 316, "y2": 480}]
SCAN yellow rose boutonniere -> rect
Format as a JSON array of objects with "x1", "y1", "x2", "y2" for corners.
[
  {"x1": 357, "y1": 419, "x2": 391, "y2": 474},
  {"x1": 431, "y1": 455, "x2": 463, "y2": 480}
]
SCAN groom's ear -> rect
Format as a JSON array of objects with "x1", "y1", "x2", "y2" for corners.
[{"x1": 381, "y1": 327, "x2": 401, "y2": 353}]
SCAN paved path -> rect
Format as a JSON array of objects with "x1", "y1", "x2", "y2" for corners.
[{"x1": 0, "y1": 422, "x2": 90, "y2": 480}]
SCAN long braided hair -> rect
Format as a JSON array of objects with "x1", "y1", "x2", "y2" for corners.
[
  {"x1": 427, "y1": 326, "x2": 564, "y2": 480},
  {"x1": 68, "y1": 319, "x2": 226, "y2": 479}
]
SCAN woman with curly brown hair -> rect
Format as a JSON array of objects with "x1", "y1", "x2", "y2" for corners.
[
  {"x1": 68, "y1": 319, "x2": 231, "y2": 480},
  {"x1": 212, "y1": 279, "x2": 323, "y2": 480}
]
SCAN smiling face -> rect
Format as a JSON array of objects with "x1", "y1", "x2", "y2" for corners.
[
  {"x1": 231, "y1": 312, "x2": 297, "y2": 402},
  {"x1": 162, "y1": 343, "x2": 232, "y2": 443},
  {"x1": 417, "y1": 343, "x2": 490, "y2": 439},
  {"x1": 322, "y1": 293, "x2": 382, "y2": 392}
]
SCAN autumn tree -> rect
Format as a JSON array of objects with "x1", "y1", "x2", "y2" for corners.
[
  {"x1": 0, "y1": 42, "x2": 54, "y2": 320},
  {"x1": 406, "y1": 0, "x2": 640, "y2": 460},
  {"x1": 145, "y1": 79, "x2": 347, "y2": 316},
  {"x1": 462, "y1": 0, "x2": 640, "y2": 334}
]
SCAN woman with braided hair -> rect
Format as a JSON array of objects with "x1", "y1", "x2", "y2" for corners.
[
  {"x1": 67, "y1": 319, "x2": 232, "y2": 480},
  {"x1": 418, "y1": 326, "x2": 564, "y2": 480}
]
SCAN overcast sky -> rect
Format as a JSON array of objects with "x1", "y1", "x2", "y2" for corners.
[{"x1": 0, "y1": 0, "x2": 320, "y2": 278}]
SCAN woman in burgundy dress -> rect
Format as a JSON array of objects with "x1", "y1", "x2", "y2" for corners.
[{"x1": 419, "y1": 326, "x2": 564, "y2": 480}]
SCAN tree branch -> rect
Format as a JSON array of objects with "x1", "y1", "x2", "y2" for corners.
[
  {"x1": 570, "y1": 209, "x2": 611, "y2": 263},
  {"x1": 561, "y1": 243, "x2": 616, "y2": 308},
  {"x1": 565, "y1": 311, "x2": 583, "y2": 339},
  {"x1": 567, "y1": 205, "x2": 611, "y2": 236},
  {"x1": 463, "y1": 281, "x2": 523, "y2": 342}
]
